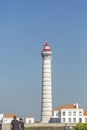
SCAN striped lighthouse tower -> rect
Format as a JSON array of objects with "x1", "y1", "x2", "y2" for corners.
[{"x1": 41, "y1": 42, "x2": 52, "y2": 123}]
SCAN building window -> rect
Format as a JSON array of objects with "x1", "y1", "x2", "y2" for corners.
[
  {"x1": 85, "y1": 118, "x2": 87, "y2": 122},
  {"x1": 29, "y1": 120, "x2": 31, "y2": 123},
  {"x1": 63, "y1": 111, "x2": 65, "y2": 116},
  {"x1": 79, "y1": 111, "x2": 82, "y2": 116},
  {"x1": 73, "y1": 111, "x2": 76, "y2": 116},
  {"x1": 63, "y1": 118, "x2": 65, "y2": 123},
  {"x1": 58, "y1": 112, "x2": 60, "y2": 116},
  {"x1": 68, "y1": 118, "x2": 71, "y2": 122},
  {"x1": 68, "y1": 111, "x2": 71, "y2": 116},
  {"x1": 79, "y1": 118, "x2": 82, "y2": 123},
  {"x1": 73, "y1": 118, "x2": 76, "y2": 123}
]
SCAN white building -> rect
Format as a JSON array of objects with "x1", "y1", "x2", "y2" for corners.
[
  {"x1": 41, "y1": 42, "x2": 52, "y2": 123},
  {"x1": 25, "y1": 116, "x2": 34, "y2": 123},
  {"x1": 3, "y1": 113, "x2": 19, "y2": 124},
  {"x1": 0, "y1": 114, "x2": 4, "y2": 123},
  {"x1": 52, "y1": 103, "x2": 87, "y2": 123}
]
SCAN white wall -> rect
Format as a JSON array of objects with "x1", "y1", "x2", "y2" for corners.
[
  {"x1": 0, "y1": 114, "x2": 4, "y2": 122},
  {"x1": 3, "y1": 117, "x2": 19, "y2": 124},
  {"x1": 3, "y1": 118, "x2": 13, "y2": 124},
  {"x1": 26, "y1": 117, "x2": 34, "y2": 123},
  {"x1": 83, "y1": 115, "x2": 87, "y2": 123},
  {"x1": 53, "y1": 108, "x2": 85, "y2": 123}
]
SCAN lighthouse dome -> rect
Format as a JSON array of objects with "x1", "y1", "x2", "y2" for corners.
[{"x1": 43, "y1": 42, "x2": 51, "y2": 52}]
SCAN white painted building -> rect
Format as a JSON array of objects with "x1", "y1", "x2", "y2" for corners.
[
  {"x1": 26, "y1": 116, "x2": 34, "y2": 123},
  {"x1": 3, "y1": 113, "x2": 19, "y2": 124},
  {"x1": 0, "y1": 114, "x2": 4, "y2": 123},
  {"x1": 52, "y1": 103, "x2": 87, "y2": 123}
]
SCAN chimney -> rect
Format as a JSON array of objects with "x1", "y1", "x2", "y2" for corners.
[{"x1": 76, "y1": 103, "x2": 78, "y2": 109}]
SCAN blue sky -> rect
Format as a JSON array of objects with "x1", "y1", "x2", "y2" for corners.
[{"x1": 0, "y1": 0, "x2": 87, "y2": 121}]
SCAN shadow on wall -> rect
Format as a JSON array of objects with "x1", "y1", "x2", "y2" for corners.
[{"x1": 49, "y1": 117, "x2": 60, "y2": 123}]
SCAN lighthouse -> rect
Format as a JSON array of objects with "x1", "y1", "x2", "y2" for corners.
[{"x1": 41, "y1": 42, "x2": 52, "y2": 123}]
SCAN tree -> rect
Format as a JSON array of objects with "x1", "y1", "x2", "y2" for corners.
[{"x1": 75, "y1": 123, "x2": 87, "y2": 130}]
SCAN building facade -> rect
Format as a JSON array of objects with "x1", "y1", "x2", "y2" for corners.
[
  {"x1": 26, "y1": 116, "x2": 34, "y2": 123},
  {"x1": 3, "y1": 113, "x2": 19, "y2": 124},
  {"x1": 52, "y1": 103, "x2": 87, "y2": 123},
  {"x1": 0, "y1": 114, "x2": 3, "y2": 123}
]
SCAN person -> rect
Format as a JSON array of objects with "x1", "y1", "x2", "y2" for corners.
[
  {"x1": 10, "y1": 116, "x2": 20, "y2": 130},
  {"x1": 20, "y1": 118, "x2": 24, "y2": 130},
  {"x1": 64, "y1": 125, "x2": 67, "y2": 130}
]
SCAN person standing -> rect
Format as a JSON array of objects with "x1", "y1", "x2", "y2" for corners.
[
  {"x1": 20, "y1": 118, "x2": 24, "y2": 130},
  {"x1": 10, "y1": 116, "x2": 20, "y2": 130}
]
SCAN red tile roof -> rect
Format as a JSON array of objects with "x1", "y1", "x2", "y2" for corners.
[
  {"x1": 84, "y1": 110, "x2": 87, "y2": 116},
  {"x1": 27, "y1": 116, "x2": 32, "y2": 118},
  {"x1": 4, "y1": 113, "x2": 18, "y2": 118},
  {"x1": 54, "y1": 104, "x2": 78, "y2": 111}
]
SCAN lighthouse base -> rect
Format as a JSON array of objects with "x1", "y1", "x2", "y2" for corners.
[{"x1": 41, "y1": 116, "x2": 52, "y2": 123}]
